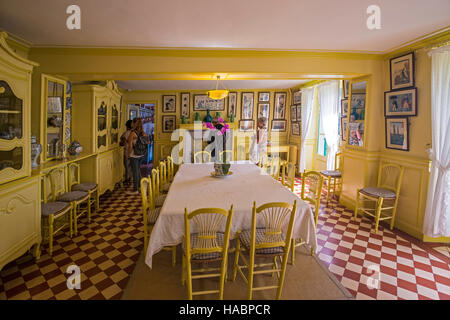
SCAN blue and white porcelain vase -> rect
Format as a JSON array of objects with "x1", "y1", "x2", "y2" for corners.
[{"x1": 30, "y1": 136, "x2": 42, "y2": 168}]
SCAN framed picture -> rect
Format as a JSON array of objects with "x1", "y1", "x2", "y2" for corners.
[
  {"x1": 386, "y1": 117, "x2": 409, "y2": 151},
  {"x1": 340, "y1": 117, "x2": 348, "y2": 141},
  {"x1": 350, "y1": 93, "x2": 366, "y2": 121},
  {"x1": 384, "y1": 88, "x2": 417, "y2": 117},
  {"x1": 341, "y1": 99, "x2": 349, "y2": 117},
  {"x1": 292, "y1": 90, "x2": 302, "y2": 104},
  {"x1": 162, "y1": 95, "x2": 176, "y2": 113},
  {"x1": 180, "y1": 92, "x2": 190, "y2": 118},
  {"x1": 47, "y1": 97, "x2": 62, "y2": 113},
  {"x1": 348, "y1": 122, "x2": 364, "y2": 146},
  {"x1": 258, "y1": 92, "x2": 270, "y2": 102},
  {"x1": 274, "y1": 92, "x2": 287, "y2": 119},
  {"x1": 193, "y1": 94, "x2": 225, "y2": 111},
  {"x1": 343, "y1": 80, "x2": 350, "y2": 98},
  {"x1": 271, "y1": 119, "x2": 286, "y2": 132},
  {"x1": 291, "y1": 122, "x2": 300, "y2": 136},
  {"x1": 296, "y1": 105, "x2": 302, "y2": 123},
  {"x1": 162, "y1": 115, "x2": 176, "y2": 133},
  {"x1": 239, "y1": 119, "x2": 254, "y2": 132},
  {"x1": 227, "y1": 92, "x2": 238, "y2": 117},
  {"x1": 290, "y1": 105, "x2": 297, "y2": 122},
  {"x1": 390, "y1": 52, "x2": 414, "y2": 90},
  {"x1": 241, "y1": 92, "x2": 254, "y2": 120}
]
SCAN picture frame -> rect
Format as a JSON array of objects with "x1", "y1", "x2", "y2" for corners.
[
  {"x1": 227, "y1": 92, "x2": 238, "y2": 117},
  {"x1": 241, "y1": 92, "x2": 254, "y2": 120},
  {"x1": 274, "y1": 92, "x2": 287, "y2": 119},
  {"x1": 386, "y1": 117, "x2": 409, "y2": 151},
  {"x1": 162, "y1": 95, "x2": 176, "y2": 113},
  {"x1": 349, "y1": 93, "x2": 366, "y2": 121},
  {"x1": 290, "y1": 105, "x2": 297, "y2": 122},
  {"x1": 180, "y1": 92, "x2": 190, "y2": 118},
  {"x1": 291, "y1": 122, "x2": 300, "y2": 136},
  {"x1": 258, "y1": 92, "x2": 270, "y2": 102},
  {"x1": 292, "y1": 90, "x2": 302, "y2": 104},
  {"x1": 384, "y1": 87, "x2": 417, "y2": 117},
  {"x1": 390, "y1": 52, "x2": 414, "y2": 90},
  {"x1": 348, "y1": 122, "x2": 364, "y2": 147},
  {"x1": 193, "y1": 94, "x2": 225, "y2": 111},
  {"x1": 343, "y1": 80, "x2": 349, "y2": 98},
  {"x1": 296, "y1": 105, "x2": 302, "y2": 124},
  {"x1": 239, "y1": 119, "x2": 254, "y2": 132},
  {"x1": 162, "y1": 115, "x2": 176, "y2": 133},
  {"x1": 271, "y1": 119, "x2": 286, "y2": 132},
  {"x1": 257, "y1": 103, "x2": 270, "y2": 125},
  {"x1": 340, "y1": 117, "x2": 348, "y2": 141},
  {"x1": 341, "y1": 99, "x2": 349, "y2": 117}
]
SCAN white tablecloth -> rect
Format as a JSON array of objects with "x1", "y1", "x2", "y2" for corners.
[{"x1": 145, "y1": 162, "x2": 317, "y2": 268}]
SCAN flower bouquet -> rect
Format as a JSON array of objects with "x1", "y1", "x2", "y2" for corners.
[{"x1": 203, "y1": 118, "x2": 231, "y2": 176}]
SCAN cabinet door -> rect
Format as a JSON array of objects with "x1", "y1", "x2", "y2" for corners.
[
  {"x1": 96, "y1": 96, "x2": 109, "y2": 153},
  {"x1": 109, "y1": 100, "x2": 119, "y2": 148},
  {"x1": 98, "y1": 153, "x2": 113, "y2": 195},
  {"x1": 112, "y1": 148, "x2": 123, "y2": 185}
]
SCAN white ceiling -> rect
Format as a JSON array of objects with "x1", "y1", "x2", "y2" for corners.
[
  {"x1": 116, "y1": 79, "x2": 309, "y2": 91},
  {"x1": 1, "y1": 0, "x2": 449, "y2": 52}
]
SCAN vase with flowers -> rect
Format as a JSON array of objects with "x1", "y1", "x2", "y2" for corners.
[{"x1": 203, "y1": 117, "x2": 231, "y2": 176}]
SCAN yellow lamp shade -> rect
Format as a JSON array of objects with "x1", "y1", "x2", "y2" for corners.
[{"x1": 207, "y1": 90, "x2": 229, "y2": 100}]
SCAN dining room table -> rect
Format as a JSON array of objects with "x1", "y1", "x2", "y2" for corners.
[{"x1": 145, "y1": 161, "x2": 318, "y2": 268}]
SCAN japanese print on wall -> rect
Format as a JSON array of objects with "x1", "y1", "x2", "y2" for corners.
[
  {"x1": 241, "y1": 92, "x2": 254, "y2": 119},
  {"x1": 227, "y1": 92, "x2": 237, "y2": 118},
  {"x1": 180, "y1": 92, "x2": 190, "y2": 118},
  {"x1": 390, "y1": 52, "x2": 414, "y2": 90},
  {"x1": 384, "y1": 88, "x2": 417, "y2": 117},
  {"x1": 162, "y1": 95, "x2": 176, "y2": 113},
  {"x1": 193, "y1": 94, "x2": 225, "y2": 111},
  {"x1": 386, "y1": 117, "x2": 409, "y2": 151},
  {"x1": 274, "y1": 92, "x2": 286, "y2": 119},
  {"x1": 162, "y1": 115, "x2": 176, "y2": 133}
]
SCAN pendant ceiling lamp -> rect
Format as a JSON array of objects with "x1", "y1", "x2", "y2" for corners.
[{"x1": 207, "y1": 75, "x2": 229, "y2": 100}]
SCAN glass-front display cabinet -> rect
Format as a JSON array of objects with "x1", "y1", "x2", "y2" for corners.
[
  {"x1": 97, "y1": 99, "x2": 108, "y2": 152},
  {"x1": 110, "y1": 101, "x2": 119, "y2": 147},
  {"x1": 41, "y1": 74, "x2": 67, "y2": 162},
  {"x1": 347, "y1": 79, "x2": 367, "y2": 148}
]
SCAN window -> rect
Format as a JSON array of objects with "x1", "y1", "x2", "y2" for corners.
[{"x1": 317, "y1": 114, "x2": 327, "y2": 157}]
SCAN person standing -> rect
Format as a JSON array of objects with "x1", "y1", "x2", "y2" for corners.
[
  {"x1": 127, "y1": 118, "x2": 148, "y2": 194},
  {"x1": 250, "y1": 117, "x2": 268, "y2": 165},
  {"x1": 120, "y1": 120, "x2": 133, "y2": 183}
]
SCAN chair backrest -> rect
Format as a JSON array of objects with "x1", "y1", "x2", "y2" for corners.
[
  {"x1": 184, "y1": 206, "x2": 234, "y2": 258},
  {"x1": 282, "y1": 162, "x2": 296, "y2": 192},
  {"x1": 194, "y1": 151, "x2": 211, "y2": 163},
  {"x1": 167, "y1": 156, "x2": 174, "y2": 181},
  {"x1": 251, "y1": 201, "x2": 297, "y2": 252},
  {"x1": 68, "y1": 163, "x2": 81, "y2": 191},
  {"x1": 335, "y1": 152, "x2": 343, "y2": 172},
  {"x1": 151, "y1": 168, "x2": 160, "y2": 198},
  {"x1": 269, "y1": 157, "x2": 281, "y2": 180},
  {"x1": 377, "y1": 163, "x2": 404, "y2": 194},
  {"x1": 159, "y1": 160, "x2": 167, "y2": 189},
  {"x1": 41, "y1": 173, "x2": 53, "y2": 203},
  {"x1": 49, "y1": 167, "x2": 67, "y2": 201},
  {"x1": 140, "y1": 177, "x2": 155, "y2": 220},
  {"x1": 301, "y1": 171, "x2": 323, "y2": 222},
  {"x1": 218, "y1": 150, "x2": 233, "y2": 164}
]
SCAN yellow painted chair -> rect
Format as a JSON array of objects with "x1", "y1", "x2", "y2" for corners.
[
  {"x1": 269, "y1": 157, "x2": 281, "y2": 180},
  {"x1": 160, "y1": 160, "x2": 171, "y2": 194},
  {"x1": 354, "y1": 163, "x2": 404, "y2": 233},
  {"x1": 281, "y1": 162, "x2": 296, "y2": 192},
  {"x1": 68, "y1": 163, "x2": 99, "y2": 214},
  {"x1": 41, "y1": 172, "x2": 72, "y2": 255},
  {"x1": 151, "y1": 168, "x2": 167, "y2": 208},
  {"x1": 141, "y1": 177, "x2": 176, "y2": 265},
  {"x1": 320, "y1": 152, "x2": 343, "y2": 204},
  {"x1": 233, "y1": 201, "x2": 297, "y2": 300},
  {"x1": 182, "y1": 205, "x2": 234, "y2": 300},
  {"x1": 218, "y1": 150, "x2": 233, "y2": 163},
  {"x1": 49, "y1": 167, "x2": 90, "y2": 236},
  {"x1": 290, "y1": 171, "x2": 323, "y2": 264},
  {"x1": 167, "y1": 155, "x2": 175, "y2": 182},
  {"x1": 194, "y1": 151, "x2": 212, "y2": 163}
]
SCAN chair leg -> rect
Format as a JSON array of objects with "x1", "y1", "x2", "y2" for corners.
[
  {"x1": 333, "y1": 178, "x2": 337, "y2": 200},
  {"x1": 290, "y1": 238, "x2": 295, "y2": 265},
  {"x1": 354, "y1": 191, "x2": 360, "y2": 220},
  {"x1": 326, "y1": 176, "x2": 331, "y2": 204},
  {"x1": 69, "y1": 204, "x2": 74, "y2": 238},
  {"x1": 219, "y1": 260, "x2": 227, "y2": 300},
  {"x1": 374, "y1": 197, "x2": 384, "y2": 234},
  {"x1": 247, "y1": 253, "x2": 254, "y2": 300},
  {"x1": 48, "y1": 215, "x2": 54, "y2": 256},
  {"x1": 73, "y1": 203, "x2": 78, "y2": 236},
  {"x1": 181, "y1": 254, "x2": 185, "y2": 286},
  {"x1": 390, "y1": 199, "x2": 399, "y2": 230},
  {"x1": 172, "y1": 246, "x2": 176, "y2": 267},
  {"x1": 276, "y1": 250, "x2": 290, "y2": 300},
  {"x1": 87, "y1": 198, "x2": 91, "y2": 223},
  {"x1": 232, "y1": 238, "x2": 241, "y2": 281},
  {"x1": 186, "y1": 257, "x2": 193, "y2": 300},
  {"x1": 96, "y1": 190, "x2": 100, "y2": 211}
]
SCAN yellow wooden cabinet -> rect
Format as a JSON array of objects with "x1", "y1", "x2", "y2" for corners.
[
  {"x1": 71, "y1": 81, "x2": 122, "y2": 154},
  {"x1": 0, "y1": 32, "x2": 38, "y2": 185},
  {"x1": 96, "y1": 148, "x2": 123, "y2": 195}
]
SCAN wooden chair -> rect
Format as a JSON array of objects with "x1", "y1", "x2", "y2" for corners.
[
  {"x1": 141, "y1": 177, "x2": 176, "y2": 265},
  {"x1": 233, "y1": 201, "x2": 297, "y2": 300},
  {"x1": 290, "y1": 171, "x2": 323, "y2": 264},
  {"x1": 354, "y1": 163, "x2": 404, "y2": 233},
  {"x1": 182, "y1": 205, "x2": 234, "y2": 300},
  {"x1": 218, "y1": 150, "x2": 233, "y2": 163},
  {"x1": 167, "y1": 155, "x2": 175, "y2": 182},
  {"x1": 151, "y1": 168, "x2": 166, "y2": 208},
  {"x1": 68, "y1": 163, "x2": 99, "y2": 214},
  {"x1": 281, "y1": 162, "x2": 296, "y2": 192},
  {"x1": 49, "y1": 167, "x2": 90, "y2": 236},
  {"x1": 320, "y1": 152, "x2": 343, "y2": 204},
  {"x1": 194, "y1": 151, "x2": 212, "y2": 163},
  {"x1": 41, "y1": 173, "x2": 72, "y2": 255},
  {"x1": 269, "y1": 157, "x2": 281, "y2": 180},
  {"x1": 160, "y1": 160, "x2": 171, "y2": 194}
]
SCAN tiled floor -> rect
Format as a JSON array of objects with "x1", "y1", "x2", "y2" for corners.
[{"x1": 0, "y1": 176, "x2": 449, "y2": 300}]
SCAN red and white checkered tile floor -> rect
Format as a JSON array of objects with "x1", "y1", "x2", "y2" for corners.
[
  {"x1": 0, "y1": 176, "x2": 449, "y2": 300},
  {"x1": 289, "y1": 176, "x2": 450, "y2": 300}
]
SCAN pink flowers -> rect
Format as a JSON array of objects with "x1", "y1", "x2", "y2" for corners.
[{"x1": 203, "y1": 119, "x2": 231, "y2": 136}]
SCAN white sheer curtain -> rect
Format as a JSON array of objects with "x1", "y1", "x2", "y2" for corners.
[
  {"x1": 299, "y1": 87, "x2": 314, "y2": 172},
  {"x1": 318, "y1": 81, "x2": 340, "y2": 170},
  {"x1": 423, "y1": 46, "x2": 450, "y2": 237}
]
